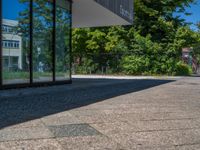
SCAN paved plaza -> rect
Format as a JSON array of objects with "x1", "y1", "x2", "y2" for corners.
[{"x1": 0, "y1": 76, "x2": 200, "y2": 150}]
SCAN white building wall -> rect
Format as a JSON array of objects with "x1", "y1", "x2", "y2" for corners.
[{"x1": 2, "y1": 19, "x2": 22, "y2": 69}]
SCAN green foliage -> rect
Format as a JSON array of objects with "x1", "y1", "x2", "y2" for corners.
[
  {"x1": 72, "y1": 0, "x2": 200, "y2": 76},
  {"x1": 121, "y1": 55, "x2": 150, "y2": 75},
  {"x1": 3, "y1": 71, "x2": 29, "y2": 80},
  {"x1": 74, "y1": 58, "x2": 98, "y2": 74},
  {"x1": 173, "y1": 26, "x2": 199, "y2": 52},
  {"x1": 17, "y1": 0, "x2": 200, "y2": 76},
  {"x1": 175, "y1": 61, "x2": 193, "y2": 76},
  {"x1": 193, "y1": 26, "x2": 200, "y2": 64}
]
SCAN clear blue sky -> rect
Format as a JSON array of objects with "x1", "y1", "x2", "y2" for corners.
[
  {"x1": 175, "y1": 0, "x2": 200, "y2": 30},
  {"x1": 3, "y1": 0, "x2": 26, "y2": 20}
]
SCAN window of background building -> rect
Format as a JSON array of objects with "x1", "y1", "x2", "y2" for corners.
[
  {"x1": 2, "y1": 0, "x2": 30, "y2": 85},
  {"x1": 2, "y1": 40, "x2": 20, "y2": 49}
]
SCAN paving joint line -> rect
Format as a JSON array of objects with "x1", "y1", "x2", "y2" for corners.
[{"x1": 134, "y1": 127, "x2": 200, "y2": 133}]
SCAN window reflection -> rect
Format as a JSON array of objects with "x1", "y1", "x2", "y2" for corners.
[
  {"x1": 32, "y1": 0, "x2": 53, "y2": 82},
  {"x1": 1, "y1": 0, "x2": 71, "y2": 86},
  {"x1": 2, "y1": 0, "x2": 30, "y2": 85},
  {"x1": 56, "y1": 0, "x2": 71, "y2": 81}
]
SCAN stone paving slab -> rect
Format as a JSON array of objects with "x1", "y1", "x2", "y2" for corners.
[
  {"x1": 74, "y1": 111, "x2": 200, "y2": 124},
  {"x1": 0, "y1": 77, "x2": 200, "y2": 149},
  {"x1": 0, "y1": 139, "x2": 63, "y2": 150},
  {"x1": 2, "y1": 119, "x2": 44, "y2": 129},
  {"x1": 48, "y1": 124, "x2": 101, "y2": 138},
  {"x1": 41, "y1": 112, "x2": 82, "y2": 126},
  {"x1": 0, "y1": 126, "x2": 54, "y2": 142},
  {"x1": 90, "y1": 119, "x2": 200, "y2": 135},
  {"x1": 56, "y1": 135, "x2": 124, "y2": 150},
  {"x1": 107, "y1": 129, "x2": 200, "y2": 149}
]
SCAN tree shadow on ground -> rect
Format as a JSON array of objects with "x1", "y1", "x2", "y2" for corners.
[{"x1": 0, "y1": 78, "x2": 175, "y2": 129}]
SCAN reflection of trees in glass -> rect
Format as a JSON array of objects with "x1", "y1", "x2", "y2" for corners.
[
  {"x1": 17, "y1": 0, "x2": 52, "y2": 72},
  {"x1": 32, "y1": 0, "x2": 53, "y2": 72},
  {"x1": 17, "y1": 0, "x2": 71, "y2": 78},
  {"x1": 56, "y1": 5, "x2": 70, "y2": 73},
  {"x1": 17, "y1": 0, "x2": 53, "y2": 73},
  {"x1": 18, "y1": 0, "x2": 30, "y2": 71}
]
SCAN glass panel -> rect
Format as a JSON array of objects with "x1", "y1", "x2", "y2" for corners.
[
  {"x1": 2, "y1": 0, "x2": 30, "y2": 85},
  {"x1": 32, "y1": 0, "x2": 53, "y2": 82},
  {"x1": 55, "y1": 0, "x2": 71, "y2": 81}
]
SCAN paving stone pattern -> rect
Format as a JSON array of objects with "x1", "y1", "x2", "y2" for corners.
[
  {"x1": 0, "y1": 76, "x2": 200, "y2": 149},
  {"x1": 48, "y1": 124, "x2": 101, "y2": 137}
]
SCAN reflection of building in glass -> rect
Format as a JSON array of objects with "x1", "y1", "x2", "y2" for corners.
[{"x1": 2, "y1": 19, "x2": 22, "y2": 71}]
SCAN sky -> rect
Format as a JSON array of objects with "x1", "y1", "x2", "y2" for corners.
[
  {"x1": 2, "y1": 0, "x2": 200, "y2": 31},
  {"x1": 2, "y1": 0, "x2": 26, "y2": 20},
  {"x1": 175, "y1": 0, "x2": 200, "y2": 30}
]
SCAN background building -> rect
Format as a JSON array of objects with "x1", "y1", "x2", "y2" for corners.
[
  {"x1": 182, "y1": 48, "x2": 199, "y2": 74},
  {"x1": 2, "y1": 19, "x2": 22, "y2": 71}
]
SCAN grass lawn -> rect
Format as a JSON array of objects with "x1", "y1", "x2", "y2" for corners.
[{"x1": 3, "y1": 71, "x2": 70, "y2": 80}]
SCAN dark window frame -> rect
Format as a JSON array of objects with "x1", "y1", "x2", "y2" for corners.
[
  {"x1": 0, "y1": 0, "x2": 72, "y2": 89},
  {"x1": 2, "y1": 25, "x2": 14, "y2": 34},
  {"x1": 2, "y1": 40, "x2": 20, "y2": 49}
]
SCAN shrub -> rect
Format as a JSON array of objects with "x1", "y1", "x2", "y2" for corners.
[
  {"x1": 175, "y1": 61, "x2": 192, "y2": 76},
  {"x1": 121, "y1": 55, "x2": 150, "y2": 75}
]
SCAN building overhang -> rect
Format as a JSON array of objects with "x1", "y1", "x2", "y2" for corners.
[{"x1": 72, "y1": 0, "x2": 133, "y2": 28}]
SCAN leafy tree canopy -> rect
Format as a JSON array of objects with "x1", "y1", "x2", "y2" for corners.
[{"x1": 72, "y1": 0, "x2": 200, "y2": 75}]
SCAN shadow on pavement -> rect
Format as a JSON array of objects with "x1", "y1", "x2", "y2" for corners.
[{"x1": 0, "y1": 78, "x2": 175, "y2": 129}]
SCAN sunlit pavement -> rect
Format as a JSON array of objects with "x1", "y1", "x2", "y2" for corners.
[{"x1": 0, "y1": 76, "x2": 200, "y2": 150}]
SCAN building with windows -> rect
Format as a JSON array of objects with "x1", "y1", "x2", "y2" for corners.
[
  {"x1": 182, "y1": 48, "x2": 199, "y2": 74},
  {"x1": 2, "y1": 19, "x2": 22, "y2": 71},
  {"x1": 0, "y1": 0, "x2": 133, "y2": 89}
]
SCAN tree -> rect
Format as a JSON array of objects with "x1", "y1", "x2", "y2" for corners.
[
  {"x1": 72, "y1": 0, "x2": 200, "y2": 75},
  {"x1": 193, "y1": 22, "x2": 200, "y2": 64}
]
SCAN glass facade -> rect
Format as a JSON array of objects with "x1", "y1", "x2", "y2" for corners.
[
  {"x1": 32, "y1": 0, "x2": 54, "y2": 82},
  {"x1": 55, "y1": 0, "x2": 71, "y2": 81},
  {"x1": 0, "y1": 0, "x2": 72, "y2": 88}
]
